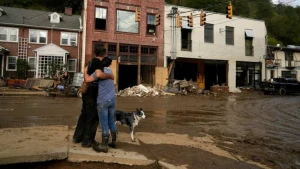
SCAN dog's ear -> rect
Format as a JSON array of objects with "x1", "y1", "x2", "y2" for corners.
[
  {"x1": 136, "y1": 108, "x2": 139, "y2": 112},
  {"x1": 140, "y1": 108, "x2": 143, "y2": 111}
]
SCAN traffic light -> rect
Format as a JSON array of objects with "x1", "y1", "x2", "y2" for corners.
[
  {"x1": 187, "y1": 13, "x2": 193, "y2": 27},
  {"x1": 135, "y1": 7, "x2": 140, "y2": 22},
  {"x1": 200, "y1": 10, "x2": 206, "y2": 26},
  {"x1": 155, "y1": 14, "x2": 160, "y2": 26},
  {"x1": 226, "y1": 1, "x2": 233, "y2": 19},
  {"x1": 176, "y1": 14, "x2": 182, "y2": 28}
]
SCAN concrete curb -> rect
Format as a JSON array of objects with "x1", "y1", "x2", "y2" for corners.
[{"x1": 0, "y1": 125, "x2": 68, "y2": 165}]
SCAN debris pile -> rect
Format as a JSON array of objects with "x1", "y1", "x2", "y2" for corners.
[
  {"x1": 166, "y1": 79, "x2": 205, "y2": 95},
  {"x1": 117, "y1": 84, "x2": 167, "y2": 97},
  {"x1": 117, "y1": 79, "x2": 209, "y2": 97}
]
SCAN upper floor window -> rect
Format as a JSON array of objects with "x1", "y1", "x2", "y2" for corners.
[
  {"x1": 204, "y1": 24, "x2": 214, "y2": 43},
  {"x1": 181, "y1": 28, "x2": 192, "y2": 51},
  {"x1": 50, "y1": 12, "x2": 61, "y2": 23},
  {"x1": 116, "y1": 10, "x2": 138, "y2": 33},
  {"x1": 147, "y1": 14, "x2": 156, "y2": 35},
  {"x1": 6, "y1": 56, "x2": 18, "y2": 71},
  {"x1": 0, "y1": 26, "x2": 18, "y2": 42},
  {"x1": 61, "y1": 32, "x2": 77, "y2": 46},
  {"x1": 245, "y1": 29, "x2": 254, "y2": 56},
  {"x1": 95, "y1": 7, "x2": 107, "y2": 30},
  {"x1": 29, "y1": 29, "x2": 47, "y2": 44},
  {"x1": 285, "y1": 51, "x2": 293, "y2": 61},
  {"x1": 226, "y1": 26, "x2": 234, "y2": 45}
]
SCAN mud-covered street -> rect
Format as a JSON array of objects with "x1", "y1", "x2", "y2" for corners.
[{"x1": 0, "y1": 91, "x2": 300, "y2": 169}]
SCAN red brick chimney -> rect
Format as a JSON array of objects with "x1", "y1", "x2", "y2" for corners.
[{"x1": 64, "y1": 7, "x2": 72, "y2": 16}]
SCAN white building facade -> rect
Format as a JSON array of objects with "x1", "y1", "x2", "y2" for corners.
[
  {"x1": 266, "y1": 46, "x2": 300, "y2": 81},
  {"x1": 164, "y1": 5, "x2": 266, "y2": 92}
]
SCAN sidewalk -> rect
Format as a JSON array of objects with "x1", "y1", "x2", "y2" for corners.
[{"x1": 0, "y1": 125, "x2": 270, "y2": 169}]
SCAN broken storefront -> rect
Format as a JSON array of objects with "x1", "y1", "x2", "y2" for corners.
[{"x1": 94, "y1": 43, "x2": 158, "y2": 91}]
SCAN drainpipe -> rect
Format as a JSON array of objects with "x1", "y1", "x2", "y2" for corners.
[
  {"x1": 78, "y1": 17, "x2": 83, "y2": 73},
  {"x1": 81, "y1": 0, "x2": 88, "y2": 73}
]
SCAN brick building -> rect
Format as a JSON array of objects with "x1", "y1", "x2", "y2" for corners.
[
  {"x1": 82, "y1": 0, "x2": 164, "y2": 90},
  {"x1": 0, "y1": 6, "x2": 82, "y2": 79}
]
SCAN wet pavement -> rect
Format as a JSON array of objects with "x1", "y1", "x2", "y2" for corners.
[{"x1": 0, "y1": 91, "x2": 300, "y2": 169}]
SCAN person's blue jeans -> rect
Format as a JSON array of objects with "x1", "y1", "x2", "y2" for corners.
[{"x1": 97, "y1": 97, "x2": 117, "y2": 135}]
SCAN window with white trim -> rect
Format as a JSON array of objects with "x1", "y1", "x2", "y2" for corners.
[
  {"x1": 6, "y1": 56, "x2": 18, "y2": 71},
  {"x1": 61, "y1": 32, "x2": 77, "y2": 46},
  {"x1": 28, "y1": 57, "x2": 36, "y2": 70},
  {"x1": 68, "y1": 59, "x2": 77, "y2": 72},
  {"x1": 0, "y1": 26, "x2": 18, "y2": 42},
  {"x1": 29, "y1": 29, "x2": 47, "y2": 44}
]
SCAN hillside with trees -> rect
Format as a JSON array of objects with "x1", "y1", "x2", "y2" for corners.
[{"x1": 1, "y1": 0, "x2": 299, "y2": 46}]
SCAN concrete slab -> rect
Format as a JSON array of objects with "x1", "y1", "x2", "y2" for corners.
[
  {"x1": 0, "y1": 125, "x2": 69, "y2": 165},
  {"x1": 68, "y1": 129, "x2": 154, "y2": 166}
]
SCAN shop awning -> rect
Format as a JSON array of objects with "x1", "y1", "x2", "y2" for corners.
[{"x1": 245, "y1": 29, "x2": 254, "y2": 37}]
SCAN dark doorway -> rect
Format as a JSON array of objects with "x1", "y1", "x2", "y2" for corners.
[
  {"x1": 204, "y1": 60, "x2": 227, "y2": 90},
  {"x1": 118, "y1": 65, "x2": 138, "y2": 90},
  {"x1": 174, "y1": 61, "x2": 197, "y2": 81}
]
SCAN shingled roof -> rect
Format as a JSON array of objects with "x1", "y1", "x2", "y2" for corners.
[{"x1": 0, "y1": 6, "x2": 81, "y2": 31}]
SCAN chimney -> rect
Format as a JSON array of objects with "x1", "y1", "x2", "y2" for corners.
[{"x1": 64, "y1": 7, "x2": 72, "y2": 16}]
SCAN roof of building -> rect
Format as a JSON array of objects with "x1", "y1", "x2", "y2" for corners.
[{"x1": 0, "y1": 6, "x2": 81, "y2": 31}]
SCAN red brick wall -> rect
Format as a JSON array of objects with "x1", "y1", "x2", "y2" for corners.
[{"x1": 85, "y1": 0, "x2": 164, "y2": 66}]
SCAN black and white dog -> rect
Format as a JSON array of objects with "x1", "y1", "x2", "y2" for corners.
[{"x1": 115, "y1": 108, "x2": 146, "y2": 142}]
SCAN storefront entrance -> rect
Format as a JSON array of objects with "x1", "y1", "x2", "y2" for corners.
[{"x1": 236, "y1": 61, "x2": 261, "y2": 88}]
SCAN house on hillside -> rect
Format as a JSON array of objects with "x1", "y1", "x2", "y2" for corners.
[
  {"x1": 164, "y1": 4, "x2": 267, "y2": 92},
  {"x1": 82, "y1": 0, "x2": 164, "y2": 91},
  {"x1": 265, "y1": 45, "x2": 300, "y2": 81},
  {"x1": 0, "y1": 6, "x2": 82, "y2": 79}
]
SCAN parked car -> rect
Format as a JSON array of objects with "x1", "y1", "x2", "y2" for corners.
[{"x1": 263, "y1": 77, "x2": 300, "y2": 95}]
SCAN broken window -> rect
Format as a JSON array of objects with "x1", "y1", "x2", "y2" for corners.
[{"x1": 95, "y1": 7, "x2": 107, "y2": 30}]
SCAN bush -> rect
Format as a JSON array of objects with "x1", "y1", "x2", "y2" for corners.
[{"x1": 16, "y1": 59, "x2": 30, "y2": 80}]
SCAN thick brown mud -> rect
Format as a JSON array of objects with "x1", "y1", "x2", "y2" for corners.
[{"x1": 0, "y1": 91, "x2": 300, "y2": 169}]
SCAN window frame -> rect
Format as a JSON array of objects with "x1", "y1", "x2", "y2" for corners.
[
  {"x1": 67, "y1": 59, "x2": 77, "y2": 72},
  {"x1": 245, "y1": 37, "x2": 254, "y2": 56},
  {"x1": 116, "y1": 9, "x2": 139, "y2": 34},
  {"x1": 95, "y1": 7, "x2": 107, "y2": 30},
  {"x1": 0, "y1": 26, "x2": 19, "y2": 42},
  {"x1": 6, "y1": 56, "x2": 18, "y2": 71},
  {"x1": 204, "y1": 24, "x2": 214, "y2": 43},
  {"x1": 29, "y1": 29, "x2": 48, "y2": 44},
  {"x1": 225, "y1": 26, "x2": 234, "y2": 45},
  {"x1": 146, "y1": 14, "x2": 156, "y2": 36},
  {"x1": 27, "y1": 57, "x2": 36, "y2": 71},
  {"x1": 60, "y1": 32, "x2": 78, "y2": 46}
]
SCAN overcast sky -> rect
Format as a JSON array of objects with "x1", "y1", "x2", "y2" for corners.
[{"x1": 272, "y1": 0, "x2": 300, "y2": 7}]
